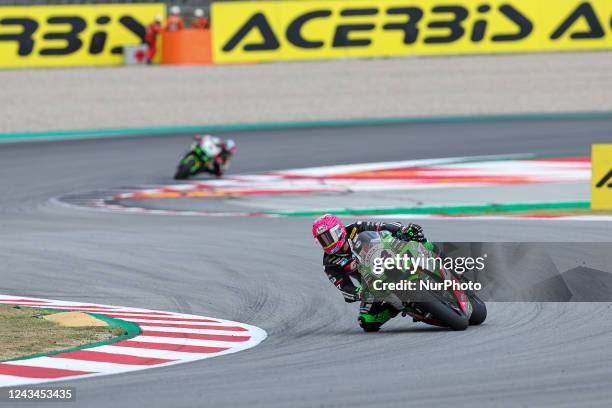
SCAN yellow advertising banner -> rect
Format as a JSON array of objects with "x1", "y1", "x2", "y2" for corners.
[
  {"x1": 0, "y1": 4, "x2": 165, "y2": 67},
  {"x1": 591, "y1": 144, "x2": 612, "y2": 209},
  {"x1": 211, "y1": 0, "x2": 612, "y2": 63}
]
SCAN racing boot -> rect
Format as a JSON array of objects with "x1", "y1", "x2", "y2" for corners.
[{"x1": 358, "y1": 302, "x2": 399, "y2": 332}]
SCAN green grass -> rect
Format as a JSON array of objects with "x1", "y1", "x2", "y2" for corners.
[{"x1": 0, "y1": 305, "x2": 124, "y2": 360}]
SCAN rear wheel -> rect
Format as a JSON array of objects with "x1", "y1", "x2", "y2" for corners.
[
  {"x1": 457, "y1": 274, "x2": 487, "y2": 326},
  {"x1": 213, "y1": 162, "x2": 223, "y2": 178},
  {"x1": 468, "y1": 294, "x2": 487, "y2": 326}
]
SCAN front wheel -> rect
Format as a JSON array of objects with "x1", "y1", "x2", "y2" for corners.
[
  {"x1": 174, "y1": 156, "x2": 198, "y2": 180},
  {"x1": 415, "y1": 290, "x2": 469, "y2": 331}
]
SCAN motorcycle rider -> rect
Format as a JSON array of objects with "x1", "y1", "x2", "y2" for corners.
[
  {"x1": 312, "y1": 214, "x2": 427, "y2": 332},
  {"x1": 144, "y1": 15, "x2": 163, "y2": 64},
  {"x1": 194, "y1": 134, "x2": 236, "y2": 177}
]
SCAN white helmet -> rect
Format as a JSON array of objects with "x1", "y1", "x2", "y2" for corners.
[
  {"x1": 154, "y1": 15, "x2": 162, "y2": 23},
  {"x1": 169, "y1": 5, "x2": 180, "y2": 15},
  {"x1": 194, "y1": 8, "x2": 204, "y2": 17}
]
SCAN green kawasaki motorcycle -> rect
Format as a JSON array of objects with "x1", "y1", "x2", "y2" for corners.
[
  {"x1": 351, "y1": 230, "x2": 487, "y2": 332},
  {"x1": 174, "y1": 139, "x2": 222, "y2": 180}
]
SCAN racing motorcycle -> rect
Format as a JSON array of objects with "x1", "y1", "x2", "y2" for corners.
[
  {"x1": 174, "y1": 138, "x2": 223, "y2": 180},
  {"x1": 350, "y1": 230, "x2": 487, "y2": 332}
]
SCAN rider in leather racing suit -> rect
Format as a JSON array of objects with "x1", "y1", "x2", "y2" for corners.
[
  {"x1": 312, "y1": 214, "x2": 427, "y2": 331},
  {"x1": 194, "y1": 134, "x2": 237, "y2": 176}
]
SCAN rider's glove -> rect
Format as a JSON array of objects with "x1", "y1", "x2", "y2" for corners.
[
  {"x1": 396, "y1": 223, "x2": 427, "y2": 243},
  {"x1": 343, "y1": 287, "x2": 362, "y2": 303}
]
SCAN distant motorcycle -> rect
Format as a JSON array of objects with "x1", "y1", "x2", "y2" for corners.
[
  {"x1": 351, "y1": 230, "x2": 487, "y2": 331},
  {"x1": 174, "y1": 136, "x2": 228, "y2": 180}
]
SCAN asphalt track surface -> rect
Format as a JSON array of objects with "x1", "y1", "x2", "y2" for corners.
[{"x1": 1, "y1": 118, "x2": 612, "y2": 407}]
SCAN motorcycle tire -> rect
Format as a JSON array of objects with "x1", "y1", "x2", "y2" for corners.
[
  {"x1": 456, "y1": 274, "x2": 487, "y2": 326},
  {"x1": 468, "y1": 293, "x2": 487, "y2": 326},
  {"x1": 415, "y1": 290, "x2": 469, "y2": 331},
  {"x1": 174, "y1": 157, "x2": 196, "y2": 180}
]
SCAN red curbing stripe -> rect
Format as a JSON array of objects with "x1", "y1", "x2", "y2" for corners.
[
  {"x1": 140, "y1": 330, "x2": 250, "y2": 342},
  {"x1": 138, "y1": 322, "x2": 247, "y2": 331},
  {"x1": 48, "y1": 350, "x2": 175, "y2": 366},
  {"x1": 0, "y1": 303, "x2": 174, "y2": 315},
  {"x1": 103, "y1": 314, "x2": 218, "y2": 323},
  {"x1": 0, "y1": 363, "x2": 93, "y2": 379},
  {"x1": 32, "y1": 308, "x2": 173, "y2": 316},
  {"x1": 529, "y1": 157, "x2": 590, "y2": 163},
  {"x1": 514, "y1": 214, "x2": 565, "y2": 219},
  {"x1": 112, "y1": 340, "x2": 228, "y2": 353}
]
